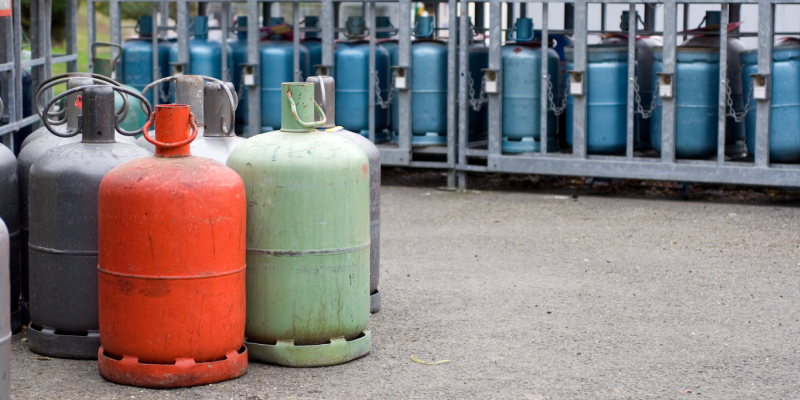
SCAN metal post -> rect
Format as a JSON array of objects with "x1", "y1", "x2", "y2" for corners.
[
  {"x1": 682, "y1": 4, "x2": 689, "y2": 41},
  {"x1": 487, "y1": 0, "x2": 502, "y2": 162},
  {"x1": 661, "y1": 0, "x2": 677, "y2": 163},
  {"x1": 398, "y1": 0, "x2": 412, "y2": 156},
  {"x1": 447, "y1": 0, "x2": 459, "y2": 188},
  {"x1": 160, "y1": 2, "x2": 169, "y2": 38},
  {"x1": 177, "y1": 0, "x2": 190, "y2": 74},
  {"x1": 571, "y1": 0, "x2": 587, "y2": 159},
  {"x1": 754, "y1": 1, "x2": 773, "y2": 168},
  {"x1": 65, "y1": 0, "x2": 78, "y2": 72},
  {"x1": 221, "y1": 2, "x2": 230, "y2": 82},
  {"x1": 110, "y1": 0, "x2": 121, "y2": 66},
  {"x1": 322, "y1": 0, "x2": 335, "y2": 71},
  {"x1": 263, "y1": 2, "x2": 271, "y2": 26},
  {"x1": 0, "y1": 14, "x2": 16, "y2": 147},
  {"x1": 368, "y1": 2, "x2": 376, "y2": 143},
  {"x1": 13, "y1": 0, "x2": 22, "y2": 131},
  {"x1": 625, "y1": 4, "x2": 635, "y2": 159},
  {"x1": 540, "y1": 3, "x2": 549, "y2": 155},
  {"x1": 564, "y1": 3, "x2": 574, "y2": 31},
  {"x1": 248, "y1": 0, "x2": 261, "y2": 137},
  {"x1": 152, "y1": 2, "x2": 159, "y2": 106},
  {"x1": 41, "y1": 0, "x2": 52, "y2": 84},
  {"x1": 601, "y1": 4, "x2": 606, "y2": 32},
  {"x1": 457, "y1": 0, "x2": 469, "y2": 190},
  {"x1": 87, "y1": 0, "x2": 95, "y2": 76},
  {"x1": 644, "y1": 4, "x2": 655, "y2": 35},
  {"x1": 30, "y1": 0, "x2": 41, "y2": 128},
  {"x1": 716, "y1": 5, "x2": 728, "y2": 164},
  {"x1": 293, "y1": 2, "x2": 301, "y2": 82}
]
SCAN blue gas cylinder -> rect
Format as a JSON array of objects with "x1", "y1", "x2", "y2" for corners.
[
  {"x1": 566, "y1": 44, "x2": 629, "y2": 155},
  {"x1": 390, "y1": 16, "x2": 448, "y2": 145},
  {"x1": 335, "y1": 17, "x2": 391, "y2": 142},
  {"x1": 741, "y1": 40, "x2": 800, "y2": 163},
  {"x1": 120, "y1": 16, "x2": 172, "y2": 106},
  {"x1": 303, "y1": 16, "x2": 322, "y2": 70},
  {"x1": 650, "y1": 47, "x2": 720, "y2": 159},
  {"x1": 229, "y1": 15, "x2": 249, "y2": 134},
  {"x1": 502, "y1": 18, "x2": 559, "y2": 153},
  {"x1": 169, "y1": 16, "x2": 232, "y2": 81},
  {"x1": 259, "y1": 33, "x2": 310, "y2": 131}
]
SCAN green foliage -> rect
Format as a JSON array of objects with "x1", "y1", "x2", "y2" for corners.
[
  {"x1": 94, "y1": 1, "x2": 155, "y2": 20},
  {"x1": 20, "y1": 0, "x2": 68, "y2": 44}
]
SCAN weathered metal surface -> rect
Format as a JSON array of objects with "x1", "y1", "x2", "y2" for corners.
[
  {"x1": 27, "y1": 85, "x2": 150, "y2": 359},
  {"x1": 741, "y1": 41, "x2": 800, "y2": 163},
  {"x1": 651, "y1": 47, "x2": 721, "y2": 159},
  {"x1": 308, "y1": 75, "x2": 383, "y2": 314},
  {"x1": 0, "y1": 142, "x2": 20, "y2": 333},
  {"x1": 0, "y1": 218, "x2": 10, "y2": 399},
  {"x1": 227, "y1": 82, "x2": 371, "y2": 366},
  {"x1": 97, "y1": 103, "x2": 247, "y2": 387},
  {"x1": 502, "y1": 18, "x2": 559, "y2": 153},
  {"x1": 190, "y1": 81, "x2": 245, "y2": 164},
  {"x1": 566, "y1": 44, "x2": 629, "y2": 155}
]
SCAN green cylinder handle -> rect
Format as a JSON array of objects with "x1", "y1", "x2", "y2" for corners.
[{"x1": 285, "y1": 89, "x2": 327, "y2": 128}]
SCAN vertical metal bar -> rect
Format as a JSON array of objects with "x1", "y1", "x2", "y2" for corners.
[
  {"x1": 572, "y1": 0, "x2": 587, "y2": 159},
  {"x1": 398, "y1": 0, "x2": 412, "y2": 155},
  {"x1": 487, "y1": 0, "x2": 502, "y2": 160},
  {"x1": 263, "y1": 2, "x2": 271, "y2": 25},
  {"x1": 661, "y1": 0, "x2": 677, "y2": 163},
  {"x1": 247, "y1": 0, "x2": 261, "y2": 137},
  {"x1": 177, "y1": 0, "x2": 190, "y2": 73},
  {"x1": 682, "y1": 4, "x2": 689, "y2": 41},
  {"x1": 41, "y1": 0, "x2": 52, "y2": 84},
  {"x1": 601, "y1": 4, "x2": 606, "y2": 33},
  {"x1": 293, "y1": 2, "x2": 301, "y2": 82},
  {"x1": 221, "y1": 1, "x2": 230, "y2": 82},
  {"x1": 0, "y1": 14, "x2": 16, "y2": 146},
  {"x1": 30, "y1": 0, "x2": 41, "y2": 129},
  {"x1": 540, "y1": 2, "x2": 549, "y2": 155},
  {"x1": 625, "y1": 3, "x2": 635, "y2": 159},
  {"x1": 160, "y1": 2, "x2": 169, "y2": 38},
  {"x1": 13, "y1": 0, "x2": 22, "y2": 129},
  {"x1": 716, "y1": 4, "x2": 728, "y2": 165},
  {"x1": 644, "y1": 4, "x2": 655, "y2": 35},
  {"x1": 110, "y1": 0, "x2": 121, "y2": 65},
  {"x1": 65, "y1": 0, "x2": 77, "y2": 72},
  {"x1": 564, "y1": 3, "x2": 574, "y2": 31},
  {"x1": 754, "y1": 1, "x2": 773, "y2": 168},
  {"x1": 457, "y1": 0, "x2": 468, "y2": 190},
  {"x1": 88, "y1": 0, "x2": 95, "y2": 73},
  {"x1": 368, "y1": 2, "x2": 376, "y2": 143},
  {"x1": 447, "y1": 0, "x2": 458, "y2": 186},
  {"x1": 322, "y1": 0, "x2": 335, "y2": 70},
  {"x1": 152, "y1": 3, "x2": 159, "y2": 106}
]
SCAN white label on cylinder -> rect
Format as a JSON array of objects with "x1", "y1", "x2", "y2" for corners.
[
  {"x1": 486, "y1": 81, "x2": 497, "y2": 93},
  {"x1": 754, "y1": 86, "x2": 767, "y2": 100},
  {"x1": 395, "y1": 76, "x2": 407, "y2": 89},
  {"x1": 659, "y1": 84, "x2": 672, "y2": 98},
  {"x1": 244, "y1": 74, "x2": 254, "y2": 86},
  {"x1": 570, "y1": 82, "x2": 583, "y2": 95}
]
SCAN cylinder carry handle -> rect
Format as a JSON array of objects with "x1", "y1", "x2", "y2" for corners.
[
  {"x1": 35, "y1": 73, "x2": 127, "y2": 124},
  {"x1": 141, "y1": 110, "x2": 199, "y2": 148},
  {"x1": 92, "y1": 42, "x2": 123, "y2": 67},
  {"x1": 285, "y1": 88, "x2": 326, "y2": 128},
  {"x1": 141, "y1": 75, "x2": 237, "y2": 135},
  {"x1": 41, "y1": 85, "x2": 152, "y2": 138}
]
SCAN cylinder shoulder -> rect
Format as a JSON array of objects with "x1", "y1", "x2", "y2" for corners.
[{"x1": 228, "y1": 131, "x2": 370, "y2": 170}]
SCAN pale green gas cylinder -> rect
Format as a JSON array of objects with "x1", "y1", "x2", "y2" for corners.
[{"x1": 226, "y1": 82, "x2": 371, "y2": 367}]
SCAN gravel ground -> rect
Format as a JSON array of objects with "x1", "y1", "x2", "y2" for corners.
[{"x1": 11, "y1": 170, "x2": 800, "y2": 399}]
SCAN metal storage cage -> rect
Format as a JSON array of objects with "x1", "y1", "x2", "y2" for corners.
[
  {"x1": 79, "y1": 0, "x2": 800, "y2": 190},
  {"x1": 0, "y1": 0, "x2": 79, "y2": 151}
]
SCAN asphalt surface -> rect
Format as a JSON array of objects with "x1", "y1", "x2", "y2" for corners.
[{"x1": 11, "y1": 170, "x2": 800, "y2": 399}]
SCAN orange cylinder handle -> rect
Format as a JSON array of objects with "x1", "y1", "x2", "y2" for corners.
[{"x1": 141, "y1": 106, "x2": 198, "y2": 150}]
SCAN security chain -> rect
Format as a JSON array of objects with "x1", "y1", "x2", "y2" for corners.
[
  {"x1": 725, "y1": 79, "x2": 754, "y2": 124},
  {"x1": 633, "y1": 77, "x2": 658, "y2": 119},
  {"x1": 374, "y1": 71, "x2": 394, "y2": 109},
  {"x1": 545, "y1": 74, "x2": 568, "y2": 116},
  {"x1": 468, "y1": 72, "x2": 488, "y2": 112}
]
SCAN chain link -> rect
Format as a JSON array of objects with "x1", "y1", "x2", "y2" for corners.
[
  {"x1": 545, "y1": 74, "x2": 568, "y2": 116},
  {"x1": 374, "y1": 71, "x2": 393, "y2": 109},
  {"x1": 725, "y1": 79, "x2": 754, "y2": 123},
  {"x1": 468, "y1": 72, "x2": 488, "y2": 112},
  {"x1": 633, "y1": 77, "x2": 658, "y2": 119}
]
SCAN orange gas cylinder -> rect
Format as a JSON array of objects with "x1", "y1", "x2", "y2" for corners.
[{"x1": 96, "y1": 104, "x2": 247, "y2": 388}]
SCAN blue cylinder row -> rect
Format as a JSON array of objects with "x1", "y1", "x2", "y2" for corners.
[{"x1": 120, "y1": 16, "x2": 173, "y2": 106}]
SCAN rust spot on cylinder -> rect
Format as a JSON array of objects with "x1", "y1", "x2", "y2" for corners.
[
  {"x1": 513, "y1": 47, "x2": 522, "y2": 54},
  {"x1": 362, "y1": 163, "x2": 368, "y2": 178}
]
